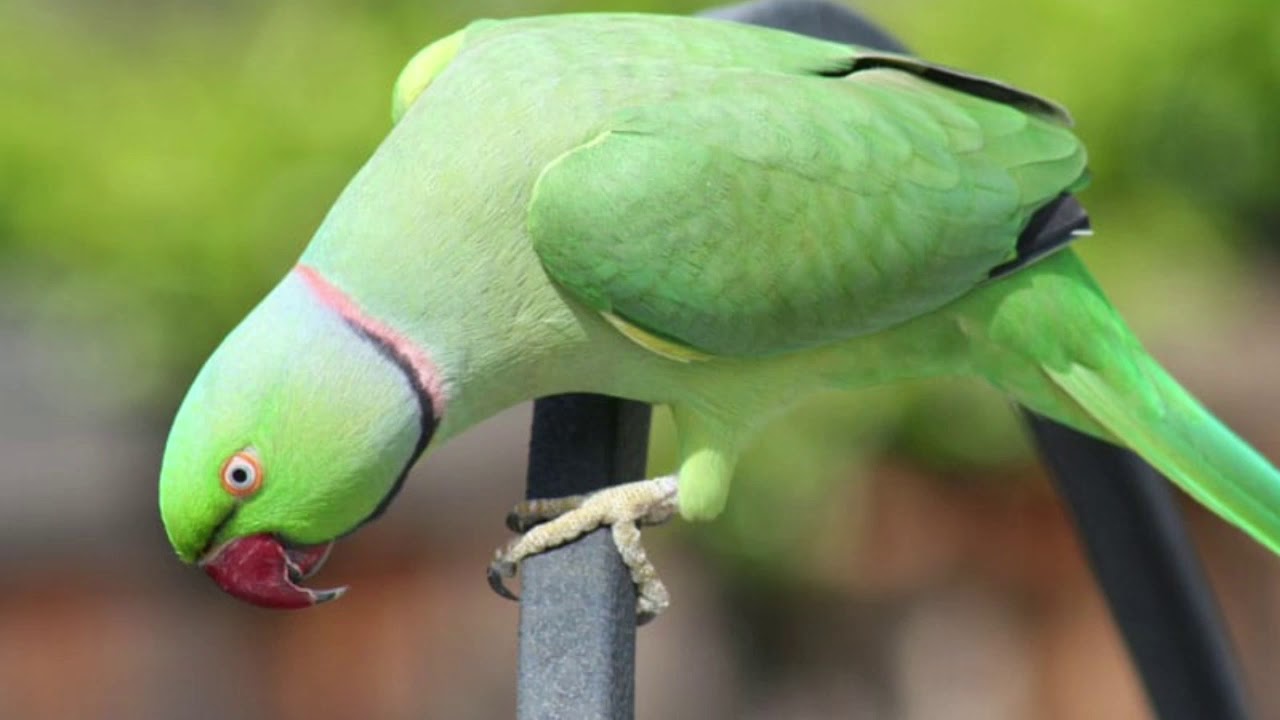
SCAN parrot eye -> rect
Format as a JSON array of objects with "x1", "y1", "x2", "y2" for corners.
[{"x1": 221, "y1": 451, "x2": 263, "y2": 498}]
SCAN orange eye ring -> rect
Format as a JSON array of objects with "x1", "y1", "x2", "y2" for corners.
[{"x1": 220, "y1": 451, "x2": 264, "y2": 498}]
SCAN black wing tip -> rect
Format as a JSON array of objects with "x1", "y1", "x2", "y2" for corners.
[
  {"x1": 988, "y1": 193, "x2": 1091, "y2": 280},
  {"x1": 821, "y1": 54, "x2": 1073, "y2": 126}
]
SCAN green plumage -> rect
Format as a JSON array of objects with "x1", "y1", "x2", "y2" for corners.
[
  {"x1": 159, "y1": 13, "x2": 1280, "y2": 590},
  {"x1": 955, "y1": 252, "x2": 1280, "y2": 554},
  {"x1": 531, "y1": 65, "x2": 1084, "y2": 355}
]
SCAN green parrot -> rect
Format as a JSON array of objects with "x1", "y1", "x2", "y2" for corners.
[{"x1": 159, "y1": 13, "x2": 1280, "y2": 613}]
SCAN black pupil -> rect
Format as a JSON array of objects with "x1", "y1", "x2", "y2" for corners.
[{"x1": 230, "y1": 467, "x2": 250, "y2": 485}]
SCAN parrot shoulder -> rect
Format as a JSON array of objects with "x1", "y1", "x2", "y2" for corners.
[{"x1": 392, "y1": 22, "x2": 496, "y2": 124}]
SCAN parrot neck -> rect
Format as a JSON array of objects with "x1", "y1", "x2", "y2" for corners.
[
  {"x1": 294, "y1": 264, "x2": 446, "y2": 421},
  {"x1": 287, "y1": 255, "x2": 605, "y2": 447}
]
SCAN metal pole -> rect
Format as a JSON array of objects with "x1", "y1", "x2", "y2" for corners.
[
  {"x1": 1027, "y1": 414, "x2": 1251, "y2": 720},
  {"x1": 704, "y1": 0, "x2": 904, "y2": 47},
  {"x1": 516, "y1": 395, "x2": 651, "y2": 720}
]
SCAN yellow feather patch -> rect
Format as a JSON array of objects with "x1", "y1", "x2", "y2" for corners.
[
  {"x1": 391, "y1": 28, "x2": 467, "y2": 124},
  {"x1": 602, "y1": 313, "x2": 712, "y2": 363}
]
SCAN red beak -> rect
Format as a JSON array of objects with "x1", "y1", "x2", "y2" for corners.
[{"x1": 199, "y1": 533, "x2": 346, "y2": 609}]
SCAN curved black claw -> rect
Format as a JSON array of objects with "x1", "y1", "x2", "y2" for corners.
[
  {"x1": 487, "y1": 559, "x2": 520, "y2": 602},
  {"x1": 505, "y1": 509, "x2": 535, "y2": 533}
]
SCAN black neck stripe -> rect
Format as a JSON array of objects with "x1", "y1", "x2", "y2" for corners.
[{"x1": 343, "y1": 320, "x2": 437, "y2": 529}]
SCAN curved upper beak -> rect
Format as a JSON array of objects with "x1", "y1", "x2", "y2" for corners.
[{"x1": 199, "y1": 533, "x2": 346, "y2": 609}]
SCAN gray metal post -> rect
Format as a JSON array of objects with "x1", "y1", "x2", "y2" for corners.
[{"x1": 516, "y1": 395, "x2": 650, "y2": 720}]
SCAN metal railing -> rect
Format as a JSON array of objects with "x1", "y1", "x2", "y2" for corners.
[{"x1": 512, "y1": 3, "x2": 1252, "y2": 718}]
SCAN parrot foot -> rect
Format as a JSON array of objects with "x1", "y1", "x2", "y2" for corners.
[
  {"x1": 505, "y1": 495, "x2": 588, "y2": 532},
  {"x1": 488, "y1": 474, "x2": 680, "y2": 623}
]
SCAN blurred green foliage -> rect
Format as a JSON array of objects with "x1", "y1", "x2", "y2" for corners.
[{"x1": 2, "y1": 0, "x2": 1277, "y2": 570}]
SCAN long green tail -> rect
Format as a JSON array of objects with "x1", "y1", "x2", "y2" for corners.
[
  {"x1": 964, "y1": 250, "x2": 1280, "y2": 556},
  {"x1": 1046, "y1": 353, "x2": 1280, "y2": 554}
]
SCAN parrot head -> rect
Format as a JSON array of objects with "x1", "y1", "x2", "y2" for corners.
[{"x1": 159, "y1": 268, "x2": 440, "y2": 609}]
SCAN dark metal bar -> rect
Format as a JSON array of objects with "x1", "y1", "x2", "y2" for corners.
[
  {"x1": 1027, "y1": 414, "x2": 1251, "y2": 720},
  {"x1": 711, "y1": 1, "x2": 1251, "y2": 718},
  {"x1": 516, "y1": 394, "x2": 651, "y2": 720},
  {"x1": 704, "y1": 0, "x2": 905, "y2": 49}
]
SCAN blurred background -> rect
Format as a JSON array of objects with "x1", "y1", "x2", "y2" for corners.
[{"x1": 2, "y1": 0, "x2": 1279, "y2": 717}]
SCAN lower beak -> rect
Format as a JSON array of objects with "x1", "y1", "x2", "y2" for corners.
[{"x1": 199, "y1": 533, "x2": 346, "y2": 609}]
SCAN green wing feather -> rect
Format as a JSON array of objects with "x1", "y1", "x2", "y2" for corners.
[
  {"x1": 529, "y1": 57, "x2": 1086, "y2": 357},
  {"x1": 959, "y1": 250, "x2": 1280, "y2": 556}
]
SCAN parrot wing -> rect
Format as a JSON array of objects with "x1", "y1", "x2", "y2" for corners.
[{"x1": 529, "y1": 59, "x2": 1087, "y2": 358}]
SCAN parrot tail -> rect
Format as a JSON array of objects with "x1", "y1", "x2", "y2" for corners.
[
  {"x1": 966, "y1": 250, "x2": 1280, "y2": 556},
  {"x1": 1045, "y1": 349, "x2": 1280, "y2": 556}
]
